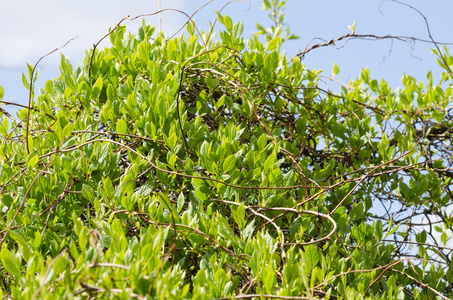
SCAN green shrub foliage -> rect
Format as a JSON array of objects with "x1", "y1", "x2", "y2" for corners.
[{"x1": 1, "y1": 11, "x2": 453, "y2": 300}]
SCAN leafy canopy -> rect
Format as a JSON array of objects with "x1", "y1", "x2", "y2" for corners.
[{"x1": 1, "y1": 3, "x2": 453, "y2": 300}]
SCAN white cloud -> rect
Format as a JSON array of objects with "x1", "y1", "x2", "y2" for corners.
[
  {"x1": 0, "y1": 0, "x2": 187, "y2": 107},
  {"x1": 0, "y1": 0, "x2": 187, "y2": 67}
]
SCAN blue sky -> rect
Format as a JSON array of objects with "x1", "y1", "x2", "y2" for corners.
[{"x1": 1, "y1": 0, "x2": 453, "y2": 113}]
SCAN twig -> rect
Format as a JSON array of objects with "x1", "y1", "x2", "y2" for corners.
[
  {"x1": 0, "y1": 155, "x2": 55, "y2": 250},
  {"x1": 25, "y1": 36, "x2": 77, "y2": 154}
]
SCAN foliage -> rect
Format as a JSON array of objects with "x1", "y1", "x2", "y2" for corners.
[
  {"x1": 255, "y1": 0, "x2": 299, "y2": 42},
  {"x1": 1, "y1": 3, "x2": 453, "y2": 300}
]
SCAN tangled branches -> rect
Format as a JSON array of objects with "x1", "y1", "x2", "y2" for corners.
[{"x1": 1, "y1": 4, "x2": 453, "y2": 300}]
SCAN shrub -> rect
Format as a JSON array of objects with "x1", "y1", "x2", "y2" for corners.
[{"x1": 1, "y1": 4, "x2": 453, "y2": 300}]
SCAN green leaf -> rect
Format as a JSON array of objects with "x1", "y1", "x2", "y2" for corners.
[
  {"x1": 399, "y1": 182, "x2": 410, "y2": 199},
  {"x1": 116, "y1": 119, "x2": 128, "y2": 134},
  {"x1": 305, "y1": 244, "x2": 320, "y2": 267},
  {"x1": 200, "y1": 140, "x2": 210, "y2": 157},
  {"x1": 385, "y1": 221, "x2": 401, "y2": 238},
  {"x1": 119, "y1": 84, "x2": 131, "y2": 98},
  {"x1": 2, "y1": 194, "x2": 13, "y2": 207},
  {"x1": 0, "y1": 85, "x2": 4, "y2": 99},
  {"x1": 22, "y1": 73, "x2": 30, "y2": 90},
  {"x1": 54, "y1": 80, "x2": 65, "y2": 94},
  {"x1": 235, "y1": 127, "x2": 246, "y2": 140},
  {"x1": 0, "y1": 248, "x2": 21, "y2": 279},
  {"x1": 217, "y1": 215, "x2": 234, "y2": 240},
  {"x1": 26, "y1": 153, "x2": 39, "y2": 170},
  {"x1": 98, "y1": 143, "x2": 111, "y2": 165},
  {"x1": 257, "y1": 134, "x2": 268, "y2": 149},
  {"x1": 8, "y1": 231, "x2": 33, "y2": 260},
  {"x1": 216, "y1": 11, "x2": 225, "y2": 25},
  {"x1": 283, "y1": 170, "x2": 295, "y2": 186},
  {"x1": 331, "y1": 123, "x2": 346, "y2": 139},
  {"x1": 416, "y1": 176, "x2": 430, "y2": 196},
  {"x1": 264, "y1": 51, "x2": 279, "y2": 72},
  {"x1": 177, "y1": 192, "x2": 185, "y2": 213},
  {"x1": 262, "y1": 0, "x2": 271, "y2": 10},
  {"x1": 52, "y1": 255, "x2": 68, "y2": 278},
  {"x1": 350, "y1": 202, "x2": 364, "y2": 221},
  {"x1": 347, "y1": 21, "x2": 356, "y2": 33},
  {"x1": 93, "y1": 76, "x2": 103, "y2": 99},
  {"x1": 387, "y1": 274, "x2": 396, "y2": 290},
  {"x1": 215, "y1": 94, "x2": 226, "y2": 110},
  {"x1": 82, "y1": 184, "x2": 95, "y2": 201},
  {"x1": 332, "y1": 62, "x2": 340, "y2": 76},
  {"x1": 266, "y1": 36, "x2": 282, "y2": 51},
  {"x1": 186, "y1": 21, "x2": 195, "y2": 36},
  {"x1": 416, "y1": 231, "x2": 427, "y2": 243},
  {"x1": 263, "y1": 153, "x2": 276, "y2": 172},
  {"x1": 374, "y1": 220, "x2": 383, "y2": 241},
  {"x1": 232, "y1": 21, "x2": 244, "y2": 40},
  {"x1": 102, "y1": 176, "x2": 115, "y2": 199},
  {"x1": 106, "y1": 84, "x2": 117, "y2": 100},
  {"x1": 222, "y1": 154, "x2": 236, "y2": 173},
  {"x1": 122, "y1": 195, "x2": 136, "y2": 212},
  {"x1": 242, "y1": 219, "x2": 255, "y2": 240},
  {"x1": 328, "y1": 243, "x2": 338, "y2": 258},
  {"x1": 441, "y1": 232, "x2": 449, "y2": 246},
  {"x1": 223, "y1": 281, "x2": 233, "y2": 297},
  {"x1": 224, "y1": 15, "x2": 233, "y2": 32},
  {"x1": 195, "y1": 185, "x2": 210, "y2": 201},
  {"x1": 264, "y1": 270, "x2": 276, "y2": 293},
  {"x1": 232, "y1": 203, "x2": 246, "y2": 230}
]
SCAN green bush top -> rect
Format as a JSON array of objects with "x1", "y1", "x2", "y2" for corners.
[{"x1": 1, "y1": 8, "x2": 453, "y2": 300}]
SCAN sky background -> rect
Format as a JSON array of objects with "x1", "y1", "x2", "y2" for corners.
[{"x1": 1, "y1": 0, "x2": 453, "y2": 113}]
